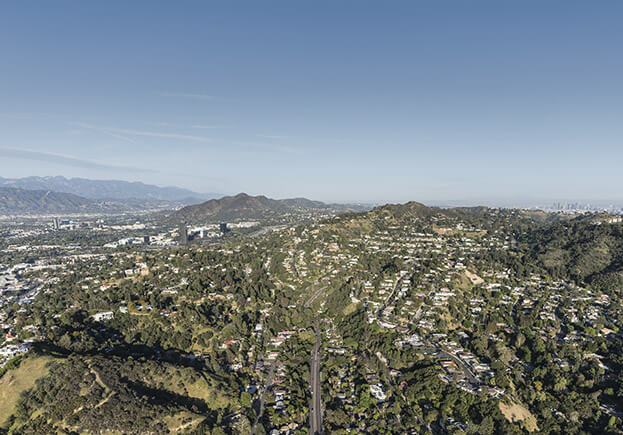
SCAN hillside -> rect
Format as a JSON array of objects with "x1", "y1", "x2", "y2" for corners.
[
  {"x1": 2, "y1": 199, "x2": 623, "y2": 433},
  {"x1": 524, "y1": 216, "x2": 623, "y2": 289},
  {"x1": 172, "y1": 192, "x2": 330, "y2": 222},
  {"x1": 0, "y1": 187, "x2": 100, "y2": 214},
  {"x1": 372, "y1": 200, "x2": 440, "y2": 219},
  {"x1": 0, "y1": 187, "x2": 175, "y2": 215},
  {"x1": 7, "y1": 352, "x2": 233, "y2": 434},
  {"x1": 0, "y1": 176, "x2": 217, "y2": 202},
  {"x1": 0, "y1": 355, "x2": 55, "y2": 429},
  {"x1": 370, "y1": 202, "x2": 623, "y2": 290}
]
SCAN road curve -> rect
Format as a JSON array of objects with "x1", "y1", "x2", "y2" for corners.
[{"x1": 309, "y1": 328, "x2": 323, "y2": 434}]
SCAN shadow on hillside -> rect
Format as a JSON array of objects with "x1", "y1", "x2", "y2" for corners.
[
  {"x1": 124, "y1": 379, "x2": 211, "y2": 414},
  {"x1": 29, "y1": 321, "x2": 214, "y2": 373}
]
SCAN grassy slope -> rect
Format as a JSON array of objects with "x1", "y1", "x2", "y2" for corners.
[{"x1": 0, "y1": 356, "x2": 55, "y2": 428}]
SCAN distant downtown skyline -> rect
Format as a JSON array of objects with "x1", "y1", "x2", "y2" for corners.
[{"x1": 1, "y1": 1, "x2": 622, "y2": 203}]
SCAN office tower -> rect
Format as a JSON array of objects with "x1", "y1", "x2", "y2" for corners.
[{"x1": 179, "y1": 225, "x2": 188, "y2": 245}]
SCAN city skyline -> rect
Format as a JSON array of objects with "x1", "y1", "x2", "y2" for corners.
[{"x1": 1, "y1": 1, "x2": 622, "y2": 203}]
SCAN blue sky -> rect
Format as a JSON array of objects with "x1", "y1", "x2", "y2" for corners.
[{"x1": 1, "y1": 1, "x2": 622, "y2": 203}]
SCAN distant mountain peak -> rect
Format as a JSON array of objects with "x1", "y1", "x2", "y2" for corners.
[{"x1": 171, "y1": 192, "x2": 328, "y2": 222}]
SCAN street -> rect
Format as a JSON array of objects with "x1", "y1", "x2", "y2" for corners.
[{"x1": 309, "y1": 327, "x2": 323, "y2": 435}]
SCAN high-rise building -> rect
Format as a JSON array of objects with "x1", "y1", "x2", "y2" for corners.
[
  {"x1": 179, "y1": 225, "x2": 188, "y2": 245},
  {"x1": 53, "y1": 218, "x2": 60, "y2": 230}
]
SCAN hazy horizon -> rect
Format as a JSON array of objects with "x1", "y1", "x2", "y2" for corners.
[
  {"x1": 2, "y1": 1, "x2": 622, "y2": 203},
  {"x1": 4, "y1": 174, "x2": 623, "y2": 209}
]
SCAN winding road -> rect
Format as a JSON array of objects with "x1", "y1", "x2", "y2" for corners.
[
  {"x1": 252, "y1": 362, "x2": 275, "y2": 434},
  {"x1": 309, "y1": 327, "x2": 323, "y2": 435}
]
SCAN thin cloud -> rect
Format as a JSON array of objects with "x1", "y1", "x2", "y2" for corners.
[
  {"x1": 106, "y1": 127, "x2": 213, "y2": 143},
  {"x1": 73, "y1": 122, "x2": 138, "y2": 144},
  {"x1": 74, "y1": 123, "x2": 212, "y2": 144},
  {"x1": 191, "y1": 124, "x2": 230, "y2": 129},
  {"x1": 228, "y1": 140, "x2": 300, "y2": 155},
  {"x1": 159, "y1": 92, "x2": 217, "y2": 100},
  {"x1": 0, "y1": 147, "x2": 157, "y2": 173},
  {"x1": 256, "y1": 133, "x2": 350, "y2": 145},
  {"x1": 256, "y1": 134, "x2": 293, "y2": 140}
]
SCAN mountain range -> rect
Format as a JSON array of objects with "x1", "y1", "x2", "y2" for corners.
[
  {"x1": 0, "y1": 187, "x2": 126, "y2": 214},
  {"x1": 170, "y1": 192, "x2": 375, "y2": 223},
  {"x1": 0, "y1": 176, "x2": 217, "y2": 202},
  {"x1": 0, "y1": 177, "x2": 367, "y2": 218}
]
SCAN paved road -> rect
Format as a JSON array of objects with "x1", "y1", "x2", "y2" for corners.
[
  {"x1": 309, "y1": 328, "x2": 323, "y2": 435},
  {"x1": 252, "y1": 311, "x2": 273, "y2": 434},
  {"x1": 377, "y1": 275, "x2": 407, "y2": 316},
  {"x1": 249, "y1": 225, "x2": 286, "y2": 238},
  {"x1": 252, "y1": 362, "x2": 275, "y2": 434},
  {"x1": 437, "y1": 348, "x2": 480, "y2": 385},
  {"x1": 304, "y1": 285, "x2": 324, "y2": 308}
]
